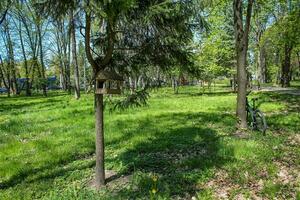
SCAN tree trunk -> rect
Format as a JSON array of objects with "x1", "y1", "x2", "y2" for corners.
[
  {"x1": 83, "y1": 58, "x2": 87, "y2": 92},
  {"x1": 67, "y1": 24, "x2": 72, "y2": 94},
  {"x1": 37, "y1": 21, "x2": 47, "y2": 96},
  {"x1": 71, "y1": 11, "x2": 80, "y2": 99},
  {"x1": 233, "y1": 0, "x2": 253, "y2": 130},
  {"x1": 55, "y1": 22, "x2": 66, "y2": 90},
  {"x1": 236, "y1": 51, "x2": 248, "y2": 129},
  {"x1": 281, "y1": 44, "x2": 292, "y2": 87},
  {"x1": 129, "y1": 76, "x2": 135, "y2": 94},
  {"x1": 258, "y1": 45, "x2": 267, "y2": 84},
  {"x1": 156, "y1": 67, "x2": 161, "y2": 87},
  {"x1": 18, "y1": 20, "x2": 31, "y2": 96},
  {"x1": 5, "y1": 21, "x2": 18, "y2": 95},
  {"x1": 231, "y1": 75, "x2": 237, "y2": 92},
  {"x1": 172, "y1": 76, "x2": 178, "y2": 94},
  {"x1": 95, "y1": 93, "x2": 105, "y2": 187},
  {"x1": 85, "y1": 9, "x2": 115, "y2": 188},
  {"x1": 297, "y1": 52, "x2": 300, "y2": 79},
  {"x1": 0, "y1": 55, "x2": 10, "y2": 97}
]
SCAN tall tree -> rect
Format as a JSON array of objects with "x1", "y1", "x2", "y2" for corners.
[
  {"x1": 70, "y1": 10, "x2": 80, "y2": 99},
  {"x1": 233, "y1": 0, "x2": 254, "y2": 130},
  {"x1": 3, "y1": 18, "x2": 18, "y2": 95},
  {"x1": 36, "y1": 15, "x2": 47, "y2": 96},
  {"x1": 14, "y1": 5, "x2": 31, "y2": 96}
]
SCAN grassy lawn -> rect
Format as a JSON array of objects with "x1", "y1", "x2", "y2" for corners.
[{"x1": 0, "y1": 86, "x2": 299, "y2": 199}]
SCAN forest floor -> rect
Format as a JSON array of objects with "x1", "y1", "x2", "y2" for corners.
[{"x1": 0, "y1": 85, "x2": 299, "y2": 199}]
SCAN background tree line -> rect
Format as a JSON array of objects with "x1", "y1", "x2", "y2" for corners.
[{"x1": 0, "y1": 0, "x2": 299, "y2": 98}]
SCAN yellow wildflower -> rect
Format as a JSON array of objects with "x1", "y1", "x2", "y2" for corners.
[{"x1": 151, "y1": 188, "x2": 157, "y2": 194}]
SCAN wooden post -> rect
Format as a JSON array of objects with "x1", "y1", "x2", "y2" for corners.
[{"x1": 95, "y1": 93, "x2": 105, "y2": 187}]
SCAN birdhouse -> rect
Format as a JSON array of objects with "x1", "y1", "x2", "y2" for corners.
[{"x1": 95, "y1": 69, "x2": 124, "y2": 94}]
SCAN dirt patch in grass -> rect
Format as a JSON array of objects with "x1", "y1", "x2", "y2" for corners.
[{"x1": 88, "y1": 170, "x2": 132, "y2": 192}]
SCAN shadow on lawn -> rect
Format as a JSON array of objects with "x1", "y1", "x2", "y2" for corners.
[
  {"x1": 177, "y1": 90, "x2": 236, "y2": 97},
  {"x1": 0, "y1": 98, "x2": 64, "y2": 113},
  {"x1": 1, "y1": 109, "x2": 235, "y2": 199},
  {"x1": 261, "y1": 92, "x2": 300, "y2": 132},
  {"x1": 105, "y1": 112, "x2": 235, "y2": 198}
]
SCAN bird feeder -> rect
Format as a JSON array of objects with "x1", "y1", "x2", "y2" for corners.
[{"x1": 95, "y1": 69, "x2": 124, "y2": 94}]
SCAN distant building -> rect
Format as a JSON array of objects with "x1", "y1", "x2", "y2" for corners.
[
  {"x1": 15, "y1": 76, "x2": 61, "y2": 91},
  {"x1": 47, "y1": 76, "x2": 61, "y2": 90}
]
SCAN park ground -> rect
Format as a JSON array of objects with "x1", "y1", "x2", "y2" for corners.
[{"x1": 0, "y1": 83, "x2": 299, "y2": 199}]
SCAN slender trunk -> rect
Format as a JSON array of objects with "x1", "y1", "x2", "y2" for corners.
[
  {"x1": 85, "y1": 9, "x2": 115, "y2": 188},
  {"x1": 172, "y1": 76, "x2": 178, "y2": 94},
  {"x1": 134, "y1": 76, "x2": 138, "y2": 91},
  {"x1": 258, "y1": 45, "x2": 267, "y2": 84},
  {"x1": 156, "y1": 67, "x2": 161, "y2": 87},
  {"x1": 67, "y1": 24, "x2": 72, "y2": 94},
  {"x1": 5, "y1": 21, "x2": 18, "y2": 95},
  {"x1": 281, "y1": 44, "x2": 292, "y2": 87},
  {"x1": 37, "y1": 22, "x2": 47, "y2": 96},
  {"x1": 275, "y1": 49, "x2": 281, "y2": 84},
  {"x1": 19, "y1": 20, "x2": 31, "y2": 96},
  {"x1": 0, "y1": 55, "x2": 10, "y2": 97},
  {"x1": 95, "y1": 93, "x2": 105, "y2": 187},
  {"x1": 83, "y1": 58, "x2": 87, "y2": 92},
  {"x1": 129, "y1": 76, "x2": 135, "y2": 94},
  {"x1": 137, "y1": 75, "x2": 142, "y2": 89},
  {"x1": 297, "y1": 52, "x2": 300, "y2": 79},
  {"x1": 0, "y1": 56, "x2": 8, "y2": 89},
  {"x1": 55, "y1": 22, "x2": 66, "y2": 90},
  {"x1": 20, "y1": 12, "x2": 38, "y2": 92},
  {"x1": 232, "y1": 75, "x2": 237, "y2": 92},
  {"x1": 60, "y1": 19, "x2": 71, "y2": 92},
  {"x1": 71, "y1": 11, "x2": 80, "y2": 99}
]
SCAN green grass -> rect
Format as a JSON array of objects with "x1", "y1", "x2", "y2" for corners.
[{"x1": 0, "y1": 86, "x2": 299, "y2": 199}]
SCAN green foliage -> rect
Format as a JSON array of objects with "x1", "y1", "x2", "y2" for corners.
[
  {"x1": 110, "y1": 88, "x2": 150, "y2": 111},
  {"x1": 194, "y1": 0, "x2": 235, "y2": 81}
]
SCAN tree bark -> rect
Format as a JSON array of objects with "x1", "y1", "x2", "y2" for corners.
[
  {"x1": 258, "y1": 45, "x2": 267, "y2": 84},
  {"x1": 37, "y1": 20, "x2": 47, "y2": 96},
  {"x1": 172, "y1": 76, "x2": 178, "y2": 94},
  {"x1": 5, "y1": 20, "x2": 18, "y2": 95},
  {"x1": 233, "y1": 0, "x2": 253, "y2": 130},
  {"x1": 83, "y1": 57, "x2": 87, "y2": 92},
  {"x1": 55, "y1": 21, "x2": 67, "y2": 90},
  {"x1": 297, "y1": 51, "x2": 300, "y2": 79},
  {"x1": 94, "y1": 93, "x2": 105, "y2": 187},
  {"x1": 0, "y1": 55, "x2": 10, "y2": 97},
  {"x1": 18, "y1": 19, "x2": 31, "y2": 96},
  {"x1": 67, "y1": 21, "x2": 72, "y2": 94},
  {"x1": 70, "y1": 10, "x2": 80, "y2": 99},
  {"x1": 281, "y1": 44, "x2": 292, "y2": 87}
]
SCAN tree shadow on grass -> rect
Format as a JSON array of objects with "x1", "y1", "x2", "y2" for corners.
[
  {"x1": 260, "y1": 92, "x2": 300, "y2": 132},
  {"x1": 1, "y1": 110, "x2": 236, "y2": 199},
  {"x1": 105, "y1": 112, "x2": 235, "y2": 199},
  {"x1": 0, "y1": 98, "x2": 64, "y2": 113},
  {"x1": 177, "y1": 90, "x2": 236, "y2": 97},
  {"x1": 0, "y1": 149, "x2": 95, "y2": 190}
]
